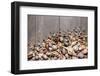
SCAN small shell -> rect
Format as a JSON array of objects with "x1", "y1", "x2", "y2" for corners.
[
  {"x1": 35, "y1": 55, "x2": 39, "y2": 60},
  {"x1": 48, "y1": 47, "x2": 53, "y2": 51},
  {"x1": 53, "y1": 56, "x2": 58, "y2": 60},
  {"x1": 52, "y1": 45, "x2": 57, "y2": 50},
  {"x1": 73, "y1": 45, "x2": 79, "y2": 52},
  {"x1": 61, "y1": 48, "x2": 67, "y2": 55},
  {"x1": 48, "y1": 42, "x2": 52, "y2": 47},
  {"x1": 43, "y1": 55, "x2": 48, "y2": 60},
  {"x1": 67, "y1": 46, "x2": 76, "y2": 56},
  {"x1": 71, "y1": 41, "x2": 77, "y2": 46},
  {"x1": 72, "y1": 56, "x2": 78, "y2": 59},
  {"x1": 42, "y1": 42, "x2": 46, "y2": 47},
  {"x1": 72, "y1": 37, "x2": 76, "y2": 41},
  {"x1": 77, "y1": 52, "x2": 84, "y2": 58},
  {"x1": 59, "y1": 37, "x2": 64, "y2": 42},
  {"x1": 81, "y1": 49, "x2": 88, "y2": 54},
  {"x1": 32, "y1": 53, "x2": 35, "y2": 57},
  {"x1": 38, "y1": 53, "x2": 43, "y2": 58},
  {"x1": 79, "y1": 45, "x2": 85, "y2": 51},
  {"x1": 46, "y1": 52, "x2": 51, "y2": 56},
  {"x1": 56, "y1": 49, "x2": 61, "y2": 54},
  {"x1": 45, "y1": 44, "x2": 49, "y2": 49},
  {"x1": 64, "y1": 41, "x2": 69, "y2": 47},
  {"x1": 52, "y1": 51, "x2": 59, "y2": 56},
  {"x1": 57, "y1": 42, "x2": 62, "y2": 48},
  {"x1": 46, "y1": 39, "x2": 51, "y2": 42},
  {"x1": 29, "y1": 45, "x2": 34, "y2": 49},
  {"x1": 35, "y1": 47, "x2": 39, "y2": 51},
  {"x1": 28, "y1": 51, "x2": 33, "y2": 60},
  {"x1": 65, "y1": 53, "x2": 69, "y2": 59},
  {"x1": 62, "y1": 56, "x2": 66, "y2": 59}
]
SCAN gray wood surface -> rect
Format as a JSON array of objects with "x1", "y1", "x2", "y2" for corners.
[{"x1": 28, "y1": 15, "x2": 87, "y2": 45}]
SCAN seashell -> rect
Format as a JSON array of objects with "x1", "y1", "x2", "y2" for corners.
[
  {"x1": 28, "y1": 51, "x2": 33, "y2": 60},
  {"x1": 35, "y1": 46, "x2": 39, "y2": 51},
  {"x1": 57, "y1": 42, "x2": 63, "y2": 48},
  {"x1": 52, "y1": 51, "x2": 59, "y2": 56},
  {"x1": 77, "y1": 52, "x2": 84, "y2": 58},
  {"x1": 61, "y1": 48, "x2": 67, "y2": 55},
  {"x1": 65, "y1": 53, "x2": 69, "y2": 59},
  {"x1": 79, "y1": 45, "x2": 85, "y2": 51},
  {"x1": 35, "y1": 55, "x2": 39, "y2": 60},
  {"x1": 84, "y1": 55, "x2": 88, "y2": 58},
  {"x1": 37, "y1": 42, "x2": 41, "y2": 46},
  {"x1": 67, "y1": 46, "x2": 76, "y2": 56},
  {"x1": 73, "y1": 45, "x2": 79, "y2": 52},
  {"x1": 46, "y1": 39, "x2": 51, "y2": 42},
  {"x1": 59, "y1": 37, "x2": 64, "y2": 42},
  {"x1": 64, "y1": 38, "x2": 69, "y2": 42},
  {"x1": 72, "y1": 37, "x2": 76, "y2": 41},
  {"x1": 53, "y1": 56, "x2": 58, "y2": 60},
  {"x1": 71, "y1": 41, "x2": 77, "y2": 46},
  {"x1": 42, "y1": 42, "x2": 46, "y2": 47},
  {"x1": 29, "y1": 45, "x2": 34, "y2": 49},
  {"x1": 56, "y1": 49, "x2": 61, "y2": 54},
  {"x1": 64, "y1": 42, "x2": 69, "y2": 47},
  {"x1": 43, "y1": 55, "x2": 48, "y2": 60},
  {"x1": 32, "y1": 53, "x2": 35, "y2": 57},
  {"x1": 72, "y1": 56, "x2": 78, "y2": 59},
  {"x1": 32, "y1": 57, "x2": 37, "y2": 60},
  {"x1": 38, "y1": 53, "x2": 43, "y2": 58},
  {"x1": 62, "y1": 56, "x2": 66, "y2": 59},
  {"x1": 48, "y1": 47, "x2": 53, "y2": 51},
  {"x1": 48, "y1": 42, "x2": 52, "y2": 47},
  {"x1": 52, "y1": 33, "x2": 56, "y2": 37},
  {"x1": 52, "y1": 45, "x2": 57, "y2": 50},
  {"x1": 81, "y1": 49, "x2": 88, "y2": 54},
  {"x1": 45, "y1": 43, "x2": 49, "y2": 49},
  {"x1": 46, "y1": 52, "x2": 51, "y2": 56}
]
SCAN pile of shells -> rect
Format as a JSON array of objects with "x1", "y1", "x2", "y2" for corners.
[{"x1": 28, "y1": 29, "x2": 88, "y2": 61}]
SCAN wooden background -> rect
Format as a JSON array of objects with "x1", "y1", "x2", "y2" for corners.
[{"x1": 28, "y1": 15, "x2": 88, "y2": 45}]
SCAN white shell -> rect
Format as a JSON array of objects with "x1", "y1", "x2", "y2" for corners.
[
  {"x1": 49, "y1": 47, "x2": 53, "y2": 51},
  {"x1": 59, "y1": 37, "x2": 63, "y2": 42},
  {"x1": 52, "y1": 45, "x2": 57, "y2": 50},
  {"x1": 73, "y1": 45, "x2": 79, "y2": 52}
]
